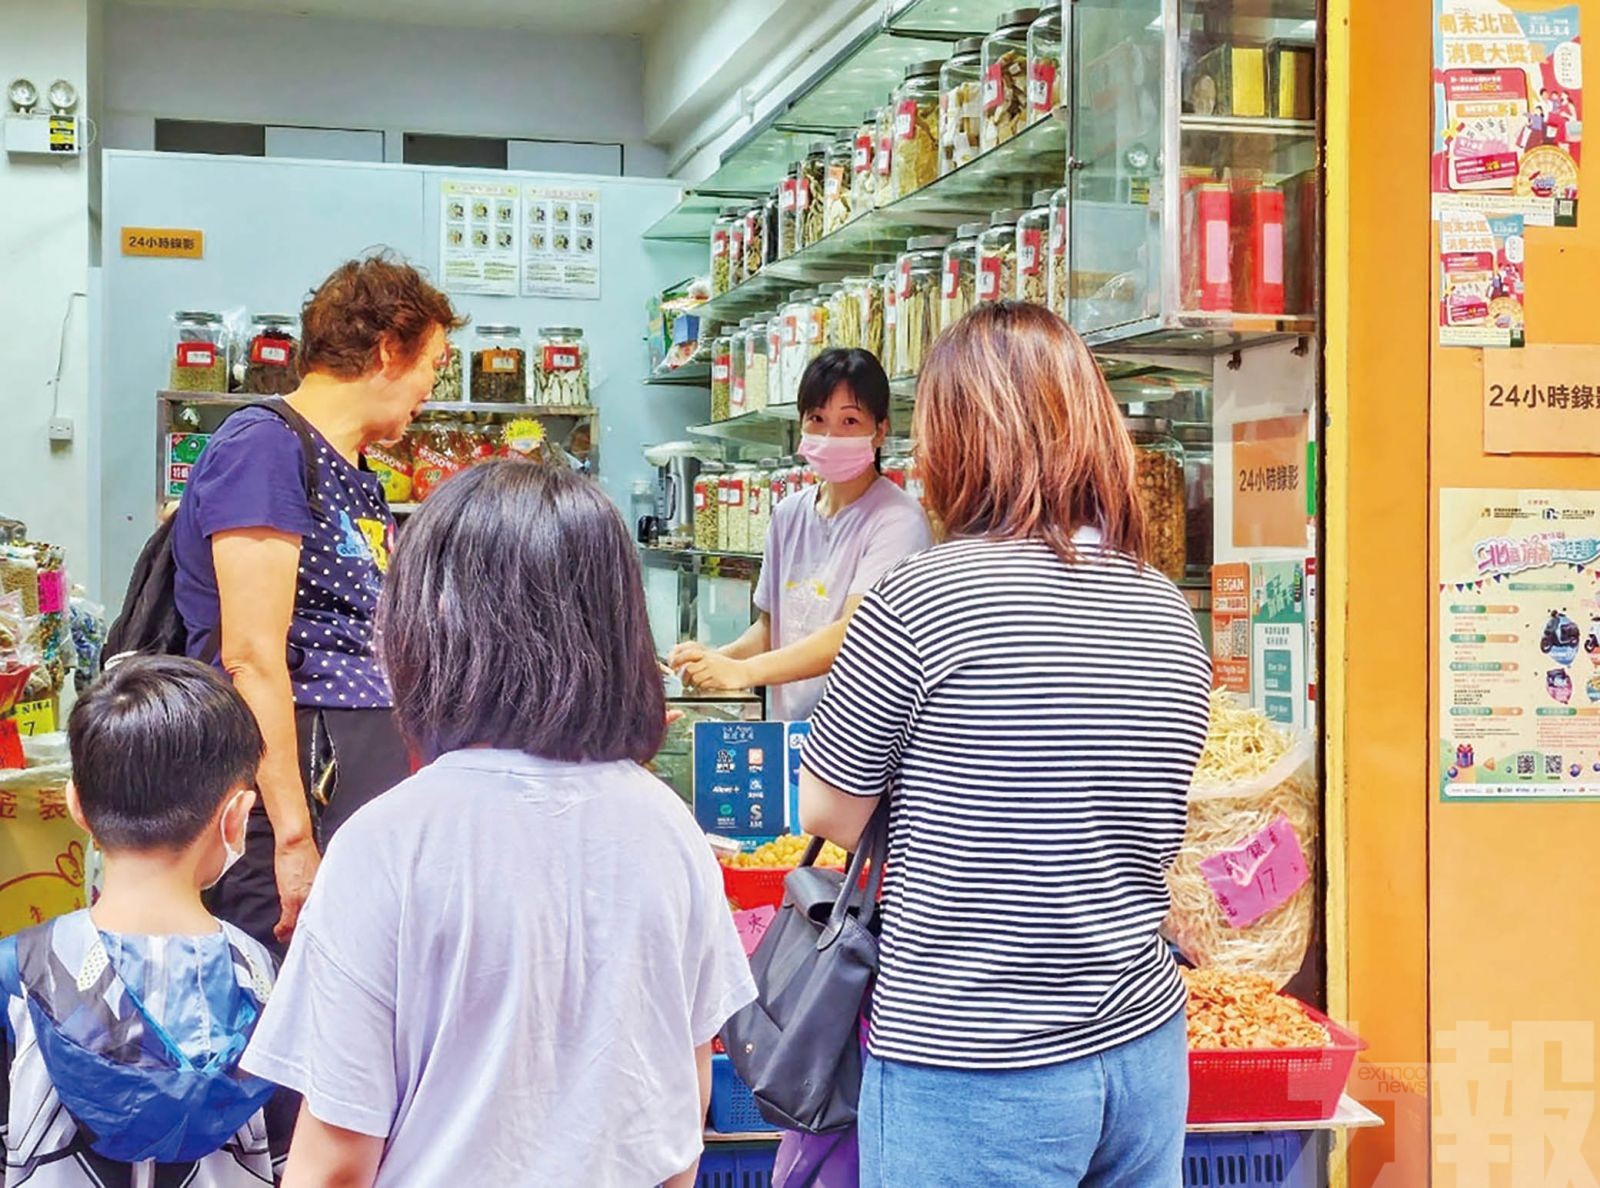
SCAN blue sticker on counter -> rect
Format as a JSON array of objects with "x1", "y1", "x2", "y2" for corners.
[
  {"x1": 784, "y1": 721, "x2": 810, "y2": 834},
  {"x1": 693, "y1": 720, "x2": 788, "y2": 841}
]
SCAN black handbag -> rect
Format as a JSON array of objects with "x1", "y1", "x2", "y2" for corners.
[{"x1": 720, "y1": 803, "x2": 889, "y2": 1135}]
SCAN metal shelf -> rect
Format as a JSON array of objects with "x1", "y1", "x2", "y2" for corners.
[
  {"x1": 645, "y1": 361, "x2": 712, "y2": 387},
  {"x1": 688, "y1": 404, "x2": 800, "y2": 448},
  {"x1": 158, "y1": 392, "x2": 597, "y2": 417},
  {"x1": 1178, "y1": 115, "x2": 1318, "y2": 138},
  {"x1": 1084, "y1": 316, "x2": 1318, "y2": 356}
]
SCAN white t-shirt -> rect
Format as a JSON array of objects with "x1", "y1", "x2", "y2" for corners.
[{"x1": 242, "y1": 749, "x2": 756, "y2": 1187}]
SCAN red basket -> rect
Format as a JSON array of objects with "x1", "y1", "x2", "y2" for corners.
[
  {"x1": 720, "y1": 862, "x2": 845, "y2": 912},
  {"x1": 1187, "y1": 1005, "x2": 1366, "y2": 1124}
]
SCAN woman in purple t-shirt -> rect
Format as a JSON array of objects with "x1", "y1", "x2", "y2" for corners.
[
  {"x1": 171, "y1": 256, "x2": 465, "y2": 952},
  {"x1": 669, "y1": 350, "x2": 931, "y2": 721}
]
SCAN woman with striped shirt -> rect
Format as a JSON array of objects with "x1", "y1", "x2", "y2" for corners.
[{"x1": 799, "y1": 303, "x2": 1211, "y2": 1186}]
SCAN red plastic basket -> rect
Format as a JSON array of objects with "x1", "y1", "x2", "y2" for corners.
[
  {"x1": 720, "y1": 862, "x2": 844, "y2": 912},
  {"x1": 1187, "y1": 1006, "x2": 1366, "y2": 1124}
]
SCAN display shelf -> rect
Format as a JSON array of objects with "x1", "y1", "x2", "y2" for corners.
[
  {"x1": 158, "y1": 389, "x2": 254, "y2": 407},
  {"x1": 646, "y1": 360, "x2": 712, "y2": 387},
  {"x1": 1084, "y1": 317, "x2": 1317, "y2": 355},
  {"x1": 887, "y1": 0, "x2": 1026, "y2": 36},
  {"x1": 688, "y1": 405, "x2": 800, "y2": 448},
  {"x1": 642, "y1": 191, "x2": 761, "y2": 243},
  {"x1": 644, "y1": 545, "x2": 766, "y2": 564},
  {"x1": 420, "y1": 401, "x2": 596, "y2": 417},
  {"x1": 1178, "y1": 115, "x2": 1317, "y2": 138}
]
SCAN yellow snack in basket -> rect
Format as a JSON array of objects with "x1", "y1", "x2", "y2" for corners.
[
  {"x1": 1183, "y1": 968, "x2": 1330, "y2": 1051},
  {"x1": 722, "y1": 834, "x2": 849, "y2": 870}
]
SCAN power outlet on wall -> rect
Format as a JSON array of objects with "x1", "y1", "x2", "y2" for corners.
[{"x1": 47, "y1": 418, "x2": 74, "y2": 443}]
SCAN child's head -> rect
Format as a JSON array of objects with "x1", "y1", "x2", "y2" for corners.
[{"x1": 67, "y1": 657, "x2": 262, "y2": 881}]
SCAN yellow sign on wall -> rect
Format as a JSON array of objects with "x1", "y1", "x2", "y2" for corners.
[
  {"x1": 120, "y1": 227, "x2": 204, "y2": 259},
  {"x1": 1484, "y1": 344, "x2": 1600, "y2": 456}
]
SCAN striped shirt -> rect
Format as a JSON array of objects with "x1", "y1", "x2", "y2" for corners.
[{"x1": 802, "y1": 533, "x2": 1211, "y2": 1070}]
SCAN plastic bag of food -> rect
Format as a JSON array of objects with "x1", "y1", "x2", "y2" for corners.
[
  {"x1": 1165, "y1": 692, "x2": 1317, "y2": 989},
  {"x1": 410, "y1": 424, "x2": 459, "y2": 502},
  {"x1": 366, "y1": 437, "x2": 414, "y2": 504}
]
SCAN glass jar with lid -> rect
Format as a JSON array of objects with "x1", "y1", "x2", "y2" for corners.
[
  {"x1": 977, "y1": 210, "x2": 1025, "y2": 303},
  {"x1": 743, "y1": 204, "x2": 766, "y2": 280},
  {"x1": 1016, "y1": 189, "x2": 1054, "y2": 306},
  {"x1": 744, "y1": 320, "x2": 770, "y2": 414},
  {"x1": 471, "y1": 325, "x2": 527, "y2": 403},
  {"x1": 710, "y1": 330, "x2": 735, "y2": 422},
  {"x1": 729, "y1": 317, "x2": 752, "y2": 417},
  {"x1": 1026, "y1": 6, "x2": 1063, "y2": 124},
  {"x1": 722, "y1": 465, "x2": 752, "y2": 554},
  {"x1": 751, "y1": 458, "x2": 779, "y2": 552},
  {"x1": 824, "y1": 134, "x2": 854, "y2": 236},
  {"x1": 881, "y1": 439, "x2": 915, "y2": 490},
  {"x1": 890, "y1": 60, "x2": 942, "y2": 201},
  {"x1": 981, "y1": 8, "x2": 1040, "y2": 151},
  {"x1": 765, "y1": 186, "x2": 783, "y2": 266},
  {"x1": 764, "y1": 319, "x2": 785, "y2": 412},
  {"x1": 851, "y1": 109, "x2": 879, "y2": 216},
  {"x1": 798, "y1": 141, "x2": 828, "y2": 250},
  {"x1": 1046, "y1": 185, "x2": 1071, "y2": 319},
  {"x1": 240, "y1": 313, "x2": 300, "y2": 396},
  {"x1": 729, "y1": 213, "x2": 747, "y2": 289},
  {"x1": 940, "y1": 36, "x2": 985, "y2": 176},
  {"x1": 1127, "y1": 417, "x2": 1188, "y2": 581},
  {"x1": 169, "y1": 311, "x2": 229, "y2": 393},
  {"x1": 831, "y1": 276, "x2": 874, "y2": 352},
  {"x1": 710, "y1": 207, "x2": 741, "y2": 296},
  {"x1": 778, "y1": 165, "x2": 801, "y2": 259},
  {"x1": 896, "y1": 234, "x2": 951, "y2": 379},
  {"x1": 873, "y1": 104, "x2": 896, "y2": 210},
  {"x1": 1175, "y1": 425, "x2": 1214, "y2": 583},
  {"x1": 804, "y1": 288, "x2": 832, "y2": 373},
  {"x1": 534, "y1": 326, "x2": 588, "y2": 406},
  {"x1": 779, "y1": 290, "x2": 815, "y2": 408},
  {"x1": 877, "y1": 263, "x2": 899, "y2": 378},
  {"x1": 694, "y1": 465, "x2": 721, "y2": 552},
  {"x1": 940, "y1": 222, "x2": 985, "y2": 334}
]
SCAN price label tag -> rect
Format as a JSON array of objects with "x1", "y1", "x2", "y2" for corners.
[
  {"x1": 732, "y1": 905, "x2": 777, "y2": 957},
  {"x1": 10, "y1": 699, "x2": 55, "y2": 737},
  {"x1": 1200, "y1": 814, "x2": 1310, "y2": 929}
]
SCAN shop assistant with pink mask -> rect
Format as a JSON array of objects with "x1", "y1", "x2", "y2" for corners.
[{"x1": 670, "y1": 349, "x2": 932, "y2": 720}]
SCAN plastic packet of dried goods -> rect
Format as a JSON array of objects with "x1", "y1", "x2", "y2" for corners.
[{"x1": 366, "y1": 437, "x2": 414, "y2": 504}]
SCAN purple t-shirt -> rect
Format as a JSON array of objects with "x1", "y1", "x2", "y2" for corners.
[
  {"x1": 171, "y1": 407, "x2": 396, "y2": 709},
  {"x1": 754, "y1": 477, "x2": 932, "y2": 721}
]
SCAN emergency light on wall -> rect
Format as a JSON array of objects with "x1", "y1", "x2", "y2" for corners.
[{"x1": 4, "y1": 77, "x2": 82, "y2": 157}]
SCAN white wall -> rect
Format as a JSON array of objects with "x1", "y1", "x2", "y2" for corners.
[
  {"x1": 102, "y1": 4, "x2": 668, "y2": 176},
  {"x1": 0, "y1": 0, "x2": 99, "y2": 591}
]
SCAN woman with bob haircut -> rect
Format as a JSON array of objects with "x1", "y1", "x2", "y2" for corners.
[
  {"x1": 797, "y1": 303, "x2": 1211, "y2": 1186},
  {"x1": 242, "y1": 461, "x2": 756, "y2": 1188}
]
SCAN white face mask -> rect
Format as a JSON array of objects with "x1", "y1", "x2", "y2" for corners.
[{"x1": 203, "y1": 789, "x2": 255, "y2": 892}]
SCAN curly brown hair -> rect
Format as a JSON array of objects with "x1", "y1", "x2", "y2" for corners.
[{"x1": 299, "y1": 253, "x2": 467, "y2": 380}]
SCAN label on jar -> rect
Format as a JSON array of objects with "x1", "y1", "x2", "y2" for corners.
[
  {"x1": 712, "y1": 356, "x2": 732, "y2": 384},
  {"x1": 805, "y1": 315, "x2": 824, "y2": 345},
  {"x1": 942, "y1": 257, "x2": 962, "y2": 299},
  {"x1": 727, "y1": 483, "x2": 745, "y2": 509},
  {"x1": 885, "y1": 290, "x2": 899, "y2": 329},
  {"x1": 695, "y1": 487, "x2": 707, "y2": 512},
  {"x1": 1028, "y1": 61, "x2": 1058, "y2": 113},
  {"x1": 797, "y1": 175, "x2": 812, "y2": 211},
  {"x1": 876, "y1": 132, "x2": 893, "y2": 176},
  {"x1": 826, "y1": 167, "x2": 847, "y2": 202},
  {"x1": 895, "y1": 99, "x2": 918, "y2": 142},
  {"x1": 784, "y1": 315, "x2": 801, "y2": 347},
  {"x1": 983, "y1": 63, "x2": 1005, "y2": 113},
  {"x1": 175, "y1": 342, "x2": 217, "y2": 369},
  {"x1": 769, "y1": 325, "x2": 784, "y2": 359},
  {"x1": 731, "y1": 375, "x2": 746, "y2": 410},
  {"x1": 542, "y1": 346, "x2": 581, "y2": 372},
  {"x1": 712, "y1": 228, "x2": 729, "y2": 258},
  {"x1": 249, "y1": 338, "x2": 292, "y2": 367},
  {"x1": 853, "y1": 132, "x2": 873, "y2": 174},
  {"x1": 780, "y1": 179, "x2": 798, "y2": 213},
  {"x1": 1019, "y1": 228, "x2": 1043, "y2": 276},
  {"x1": 1050, "y1": 214, "x2": 1068, "y2": 257},
  {"x1": 898, "y1": 257, "x2": 915, "y2": 300},
  {"x1": 977, "y1": 255, "x2": 1003, "y2": 301},
  {"x1": 482, "y1": 349, "x2": 521, "y2": 373}
]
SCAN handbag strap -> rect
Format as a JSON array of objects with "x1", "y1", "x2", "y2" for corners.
[{"x1": 820, "y1": 799, "x2": 890, "y2": 948}]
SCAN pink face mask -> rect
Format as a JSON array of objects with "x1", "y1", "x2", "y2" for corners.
[{"x1": 798, "y1": 432, "x2": 877, "y2": 483}]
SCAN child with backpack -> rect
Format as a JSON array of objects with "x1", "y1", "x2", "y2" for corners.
[{"x1": 0, "y1": 656, "x2": 286, "y2": 1185}]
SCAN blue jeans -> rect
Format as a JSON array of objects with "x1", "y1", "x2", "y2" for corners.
[{"x1": 858, "y1": 1008, "x2": 1188, "y2": 1187}]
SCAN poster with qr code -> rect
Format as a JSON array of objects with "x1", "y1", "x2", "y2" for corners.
[{"x1": 1439, "y1": 489, "x2": 1600, "y2": 800}]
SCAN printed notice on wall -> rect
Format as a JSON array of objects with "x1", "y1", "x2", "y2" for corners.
[
  {"x1": 1484, "y1": 344, "x2": 1600, "y2": 454},
  {"x1": 1438, "y1": 206, "x2": 1525, "y2": 347},
  {"x1": 1432, "y1": 1, "x2": 1582, "y2": 227},
  {"x1": 523, "y1": 185, "x2": 600, "y2": 299},
  {"x1": 1439, "y1": 489, "x2": 1600, "y2": 801},
  {"x1": 1232, "y1": 416, "x2": 1310, "y2": 550},
  {"x1": 440, "y1": 181, "x2": 520, "y2": 296}
]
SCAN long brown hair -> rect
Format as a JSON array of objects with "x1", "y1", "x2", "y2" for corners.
[{"x1": 914, "y1": 301, "x2": 1146, "y2": 565}]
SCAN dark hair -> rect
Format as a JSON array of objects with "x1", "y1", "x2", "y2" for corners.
[
  {"x1": 378, "y1": 461, "x2": 666, "y2": 765},
  {"x1": 797, "y1": 349, "x2": 892, "y2": 424},
  {"x1": 299, "y1": 252, "x2": 467, "y2": 380},
  {"x1": 68, "y1": 656, "x2": 263, "y2": 851}
]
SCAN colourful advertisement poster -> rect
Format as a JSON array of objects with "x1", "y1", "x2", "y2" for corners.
[
  {"x1": 1438, "y1": 206, "x2": 1526, "y2": 346},
  {"x1": 1439, "y1": 489, "x2": 1600, "y2": 801},
  {"x1": 1432, "y1": 1, "x2": 1582, "y2": 227},
  {"x1": 1251, "y1": 560, "x2": 1309, "y2": 732}
]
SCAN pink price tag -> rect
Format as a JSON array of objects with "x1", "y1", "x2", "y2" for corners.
[
  {"x1": 1199, "y1": 813, "x2": 1309, "y2": 929},
  {"x1": 37, "y1": 570, "x2": 66, "y2": 616},
  {"x1": 732, "y1": 905, "x2": 777, "y2": 957}
]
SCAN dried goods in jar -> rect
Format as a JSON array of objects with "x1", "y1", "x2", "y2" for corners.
[
  {"x1": 745, "y1": 323, "x2": 770, "y2": 413},
  {"x1": 431, "y1": 339, "x2": 463, "y2": 403},
  {"x1": 169, "y1": 311, "x2": 228, "y2": 393},
  {"x1": 1016, "y1": 193, "x2": 1053, "y2": 306},
  {"x1": 711, "y1": 333, "x2": 734, "y2": 422},
  {"x1": 977, "y1": 212, "x2": 1023, "y2": 304},
  {"x1": 534, "y1": 327, "x2": 588, "y2": 407},
  {"x1": 863, "y1": 266, "x2": 888, "y2": 360},
  {"x1": 895, "y1": 236, "x2": 948, "y2": 378},
  {"x1": 471, "y1": 325, "x2": 527, "y2": 403},
  {"x1": 778, "y1": 167, "x2": 800, "y2": 259},
  {"x1": 1130, "y1": 418, "x2": 1187, "y2": 581},
  {"x1": 743, "y1": 206, "x2": 766, "y2": 279},
  {"x1": 240, "y1": 315, "x2": 300, "y2": 396},
  {"x1": 1046, "y1": 187, "x2": 1071, "y2": 320},
  {"x1": 873, "y1": 107, "x2": 896, "y2": 210},
  {"x1": 940, "y1": 37, "x2": 984, "y2": 175},
  {"x1": 824, "y1": 136, "x2": 854, "y2": 236},
  {"x1": 890, "y1": 61, "x2": 941, "y2": 201},
  {"x1": 940, "y1": 223, "x2": 983, "y2": 334},
  {"x1": 1026, "y1": 8, "x2": 1063, "y2": 122},
  {"x1": 851, "y1": 110, "x2": 878, "y2": 216},
  {"x1": 981, "y1": 12, "x2": 1039, "y2": 151},
  {"x1": 710, "y1": 207, "x2": 740, "y2": 296},
  {"x1": 799, "y1": 143, "x2": 827, "y2": 250},
  {"x1": 694, "y1": 471, "x2": 721, "y2": 552}
]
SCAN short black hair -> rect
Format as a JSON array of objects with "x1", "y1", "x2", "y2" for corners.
[
  {"x1": 68, "y1": 656, "x2": 263, "y2": 851},
  {"x1": 797, "y1": 348, "x2": 891, "y2": 424},
  {"x1": 378, "y1": 460, "x2": 666, "y2": 765}
]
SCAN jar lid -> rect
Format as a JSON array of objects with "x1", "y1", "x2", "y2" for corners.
[
  {"x1": 908, "y1": 233, "x2": 954, "y2": 251},
  {"x1": 250, "y1": 313, "x2": 297, "y2": 325},
  {"x1": 1173, "y1": 425, "x2": 1214, "y2": 445},
  {"x1": 788, "y1": 289, "x2": 815, "y2": 302},
  {"x1": 989, "y1": 208, "x2": 1028, "y2": 226},
  {"x1": 953, "y1": 36, "x2": 984, "y2": 58},
  {"x1": 538, "y1": 326, "x2": 584, "y2": 338},
  {"x1": 905, "y1": 58, "x2": 944, "y2": 79},
  {"x1": 720, "y1": 205, "x2": 745, "y2": 216},
  {"x1": 863, "y1": 108, "x2": 881, "y2": 123},
  {"x1": 173, "y1": 310, "x2": 222, "y2": 322},
  {"x1": 737, "y1": 317, "x2": 754, "y2": 329},
  {"x1": 749, "y1": 320, "x2": 769, "y2": 331},
  {"x1": 818, "y1": 282, "x2": 843, "y2": 295},
  {"x1": 478, "y1": 324, "x2": 523, "y2": 335},
  {"x1": 809, "y1": 140, "x2": 831, "y2": 155},
  {"x1": 1124, "y1": 415, "x2": 1174, "y2": 435},
  {"x1": 997, "y1": 7, "x2": 1042, "y2": 30},
  {"x1": 956, "y1": 221, "x2": 988, "y2": 240},
  {"x1": 1032, "y1": 188, "x2": 1058, "y2": 208},
  {"x1": 872, "y1": 263, "x2": 895, "y2": 278}
]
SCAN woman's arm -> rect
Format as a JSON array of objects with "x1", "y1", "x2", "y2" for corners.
[
  {"x1": 678, "y1": 597, "x2": 864, "y2": 693},
  {"x1": 280, "y1": 1106, "x2": 384, "y2": 1188},
  {"x1": 661, "y1": 1042, "x2": 714, "y2": 1188},
  {"x1": 668, "y1": 613, "x2": 772, "y2": 673},
  {"x1": 799, "y1": 767, "x2": 879, "y2": 853},
  {"x1": 213, "y1": 527, "x2": 320, "y2": 943}
]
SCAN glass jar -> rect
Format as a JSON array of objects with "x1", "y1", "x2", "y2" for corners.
[
  {"x1": 240, "y1": 313, "x2": 300, "y2": 396},
  {"x1": 694, "y1": 467, "x2": 720, "y2": 552},
  {"x1": 169, "y1": 311, "x2": 228, "y2": 393},
  {"x1": 977, "y1": 210, "x2": 1024, "y2": 303},
  {"x1": 743, "y1": 204, "x2": 767, "y2": 280},
  {"x1": 723, "y1": 465, "x2": 752, "y2": 554},
  {"x1": 803, "y1": 288, "x2": 831, "y2": 374},
  {"x1": 765, "y1": 186, "x2": 783, "y2": 266},
  {"x1": 710, "y1": 207, "x2": 740, "y2": 296},
  {"x1": 1128, "y1": 417, "x2": 1187, "y2": 581},
  {"x1": 1046, "y1": 185, "x2": 1071, "y2": 320},
  {"x1": 831, "y1": 276, "x2": 874, "y2": 352},
  {"x1": 877, "y1": 263, "x2": 899, "y2": 378},
  {"x1": 896, "y1": 234, "x2": 950, "y2": 379},
  {"x1": 534, "y1": 326, "x2": 588, "y2": 406},
  {"x1": 779, "y1": 290, "x2": 815, "y2": 407},
  {"x1": 1016, "y1": 190, "x2": 1054, "y2": 306},
  {"x1": 730, "y1": 318, "x2": 752, "y2": 417},
  {"x1": 891, "y1": 60, "x2": 942, "y2": 201},
  {"x1": 940, "y1": 36, "x2": 985, "y2": 176},
  {"x1": 981, "y1": 8, "x2": 1040, "y2": 151},
  {"x1": 471, "y1": 325, "x2": 527, "y2": 403},
  {"x1": 744, "y1": 321, "x2": 770, "y2": 414},
  {"x1": 729, "y1": 214, "x2": 747, "y2": 290},
  {"x1": 764, "y1": 319, "x2": 785, "y2": 412},
  {"x1": 751, "y1": 458, "x2": 778, "y2": 553},
  {"x1": 770, "y1": 464, "x2": 791, "y2": 519},
  {"x1": 1026, "y1": 6, "x2": 1063, "y2": 124},
  {"x1": 861, "y1": 266, "x2": 888, "y2": 361},
  {"x1": 431, "y1": 335, "x2": 463, "y2": 403},
  {"x1": 881, "y1": 440, "x2": 914, "y2": 490},
  {"x1": 824, "y1": 134, "x2": 854, "y2": 236},
  {"x1": 711, "y1": 331, "x2": 735, "y2": 422},
  {"x1": 798, "y1": 141, "x2": 828, "y2": 250},
  {"x1": 1175, "y1": 425, "x2": 1214, "y2": 583},
  {"x1": 778, "y1": 165, "x2": 801, "y2": 259},
  {"x1": 873, "y1": 104, "x2": 896, "y2": 210},
  {"x1": 940, "y1": 222, "x2": 985, "y2": 335},
  {"x1": 852, "y1": 109, "x2": 879, "y2": 216}
]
